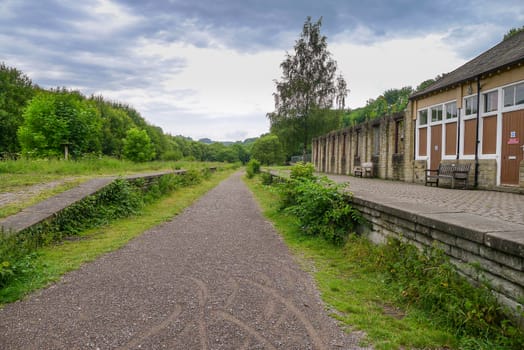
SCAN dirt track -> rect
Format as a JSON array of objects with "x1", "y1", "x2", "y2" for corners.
[{"x1": 0, "y1": 172, "x2": 369, "y2": 349}]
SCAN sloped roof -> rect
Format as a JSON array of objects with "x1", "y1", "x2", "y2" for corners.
[{"x1": 410, "y1": 30, "x2": 524, "y2": 100}]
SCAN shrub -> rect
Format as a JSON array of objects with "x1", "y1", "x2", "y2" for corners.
[
  {"x1": 290, "y1": 162, "x2": 315, "y2": 180},
  {"x1": 245, "y1": 159, "x2": 261, "y2": 178},
  {"x1": 275, "y1": 163, "x2": 362, "y2": 244},
  {"x1": 260, "y1": 172, "x2": 273, "y2": 185}
]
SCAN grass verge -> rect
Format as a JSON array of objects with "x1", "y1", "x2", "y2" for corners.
[
  {"x1": 0, "y1": 158, "x2": 228, "y2": 217},
  {"x1": 0, "y1": 167, "x2": 236, "y2": 305},
  {"x1": 245, "y1": 175, "x2": 521, "y2": 350}
]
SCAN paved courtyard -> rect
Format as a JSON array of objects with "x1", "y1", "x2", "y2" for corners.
[{"x1": 325, "y1": 174, "x2": 524, "y2": 227}]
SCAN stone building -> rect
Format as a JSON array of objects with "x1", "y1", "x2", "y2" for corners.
[
  {"x1": 313, "y1": 30, "x2": 524, "y2": 190},
  {"x1": 312, "y1": 112, "x2": 414, "y2": 182}
]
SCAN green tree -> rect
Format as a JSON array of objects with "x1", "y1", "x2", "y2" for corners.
[
  {"x1": 270, "y1": 17, "x2": 347, "y2": 158},
  {"x1": 18, "y1": 90, "x2": 101, "y2": 158},
  {"x1": 342, "y1": 86, "x2": 414, "y2": 126},
  {"x1": 231, "y1": 143, "x2": 250, "y2": 164},
  {"x1": 122, "y1": 128, "x2": 156, "y2": 162},
  {"x1": 270, "y1": 108, "x2": 341, "y2": 159},
  {"x1": 251, "y1": 134, "x2": 285, "y2": 165},
  {"x1": 0, "y1": 63, "x2": 35, "y2": 155},
  {"x1": 90, "y1": 95, "x2": 134, "y2": 158},
  {"x1": 503, "y1": 25, "x2": 524, "y2": 41}
]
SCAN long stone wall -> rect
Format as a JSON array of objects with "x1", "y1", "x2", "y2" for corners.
[
  {"x1": 352, "y1": 196, "x2": 524, "y2": 319},
  {"x1": 312, "y1": 111, "x2": 415, "y2": 182}
]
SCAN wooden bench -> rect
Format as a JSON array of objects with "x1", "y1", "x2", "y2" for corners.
[
  {"x1": 425, "y1": 163, "x2": 471, "y2": 189},
  {"x1": 353, "y1": 162, "x2": 373, "y2": 177}
]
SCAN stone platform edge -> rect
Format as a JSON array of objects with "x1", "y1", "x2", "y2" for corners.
[
  {"x1": 0, "y1": 170, "x2": 190, "y2": 234},
  {"x1": 265, "y1": 169, "x2": 524, "y2": 316},
  {"x1": 351, "y1": 195, "x2": 524, "y2": 315}
]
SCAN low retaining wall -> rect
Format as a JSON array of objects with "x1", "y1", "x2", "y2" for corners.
[
  {"x1": 0, "y1": 170, "x2": 189, "y2": 234},
  {"x1": 265, "y1": 169, "x2": 523, "y2": 318},
  {"x1": 352, "y1": 196, "x2": 524, "y2": 317}
]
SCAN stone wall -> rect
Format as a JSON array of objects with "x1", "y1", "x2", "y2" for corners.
[
  {"x1": 312, "y1": 112, "x2": 410, "y2": 180},
  {"x1": 351, "y1": 196, "x2": 524, "y2": 318},
  {"x1": 312, "y1": 106, "x2": 523, "y2": 189}
]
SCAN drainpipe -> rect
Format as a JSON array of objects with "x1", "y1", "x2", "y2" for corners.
[
  {"x1": 456, "y1": 107, "x2": 461, "y2": 160},
  {"x1": 474, "y1": 76, "x2": 481, "y2": 188}
]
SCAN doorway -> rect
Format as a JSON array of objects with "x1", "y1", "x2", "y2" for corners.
[
  {"x1": 430, "y1": 125, "x2": 442, "y2": 170},
  {"x1": 501, "y1": 110, "x2": 524, "y2": 185}
]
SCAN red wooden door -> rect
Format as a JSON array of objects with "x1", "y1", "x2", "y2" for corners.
[
  {"x1": 430, "y1": 125, "x2": 442, "y2": 170},
  {"x1": 501, "y1": 110, "x2": 524, "y2": 185}
]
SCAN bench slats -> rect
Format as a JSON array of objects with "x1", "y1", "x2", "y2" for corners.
[{"x1": 425, "y1": 163, "x2": 471, "y2": 189}]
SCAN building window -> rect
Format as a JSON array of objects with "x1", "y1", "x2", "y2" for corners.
[
  {"x1": 484, "y1": 91, "x2": 498, "y2": 113},
  {"x1": 503, "y1": 82, "x2": 524, "y2": 107},
  {"x1": 431, "y1": 105, "x2": 443, "y2": 122},
  {"x1": 418, "y1": 109, "x2": 428, "y2": 125},
  {"x1": 465, "y1": 95, "x2": 478, "y2": 115},
  {"x1": 445, "y1": 101, "x2": 457, "y2": 119}
]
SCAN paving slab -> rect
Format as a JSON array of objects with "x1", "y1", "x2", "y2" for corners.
[
  {"x1": 0, "y1": 172, "x2": 369, "y2": 349},
  {"x1": 325, "y1": 174, "x2": 524, "y2": 247}
]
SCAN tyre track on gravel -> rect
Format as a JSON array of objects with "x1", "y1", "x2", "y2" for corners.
[{"x1": 0, "y1": 172, "x2": 370, "y2": 349}]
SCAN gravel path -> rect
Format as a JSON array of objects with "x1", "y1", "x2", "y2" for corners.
[{"x1": 0, "y1": 172, "x2": 369, "y2": 349}]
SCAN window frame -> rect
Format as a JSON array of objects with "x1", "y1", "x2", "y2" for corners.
[
  {"x1": 430, "y1": 105, "x2": 443, "y2": 123},
  {"x1": 418, "y1": 109, "x2": 428, "y2": 126},
  {"x1": 502, "y1": 81, "x2": 524, "y2": 111},
  {"x1": 445, "y1": 101, "x2": 457, "y2": 120},
  {"x1": 483, "y1": 90, "x2": 498, "y2": 114},
  {"x1": 464, "y1": 95, "x2": 478, "y2": 117}
]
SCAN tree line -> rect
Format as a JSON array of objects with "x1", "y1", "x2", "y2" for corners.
[{"x1": 0, "y1": 62, "x2": 254, "y2": 163}]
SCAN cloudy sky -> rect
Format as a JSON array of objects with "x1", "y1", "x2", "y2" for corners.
[{"x1": 2, "y1": 1, "x2": 524, "y2": 141}]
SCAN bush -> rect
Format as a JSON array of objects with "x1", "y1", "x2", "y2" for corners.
[
  {"x1": 275, "y1": 163, "x2": 362, "y2": 244},
  {"x1": 245, "y1": 159, "x2": 261, "y2": 178},
  {"x1": 260, "y1": 172, "x2": 273, "y2": 185},
  {"x1": 290, "y1": 162, "x2": 315, "y2": 180}
]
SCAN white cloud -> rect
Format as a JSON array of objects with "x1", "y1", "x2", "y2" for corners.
[
  {"x1": 68, "y1": 0, "x2": 143, "y2": 36},
  {"x1": 332, "y1": 32, "x2": 465, "y2": 108}
]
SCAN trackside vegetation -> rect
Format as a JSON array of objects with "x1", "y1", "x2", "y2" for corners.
[
  {"x1": 246, "y1": 163, "x2": 524, "y2": 350},
  {"x1": 0, "y1": 164, "x2": 238, "y2": 303}
]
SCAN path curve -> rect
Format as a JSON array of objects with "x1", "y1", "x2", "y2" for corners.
[{"x1": 0, "y1": 172, "x2": 369, "y2": 349}]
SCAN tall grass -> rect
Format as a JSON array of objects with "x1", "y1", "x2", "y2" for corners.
[
  {"x1": 0, "y1": 157, "x2": 225, "y2": 176},
  {"x1": 0, "y1": 165, "x2": 238, "y2": 304}
]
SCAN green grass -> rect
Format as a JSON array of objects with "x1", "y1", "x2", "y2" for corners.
[
  {"x1": 245, "y1": 175, "x2": 459, "y2": 350},
  {"x1": 0, "y1": 158, "x2": 228, "y2": 217},
  {"x1": 0, "y1": 178, "x2": 86, "y2": 219},
  {"x1": 0, "y1": 167, "x2": 236, "y2": 305}
]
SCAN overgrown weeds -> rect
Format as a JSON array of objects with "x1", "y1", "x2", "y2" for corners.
[
  {"x1": 247, "y1": 165, "x2": 524, "y2": 349},
  {"x1": 0, "y1": 167, "x2": 218, "y2": 290},
  {"x1": 274, "y1": 162, "x2": 363, "y2": 244},
  {"x1": 245, "y1": 158, "x2": 261, "y2": 178},
  {"x1": 378, "y1": 237, "x2": 524, "y2": 349}
]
